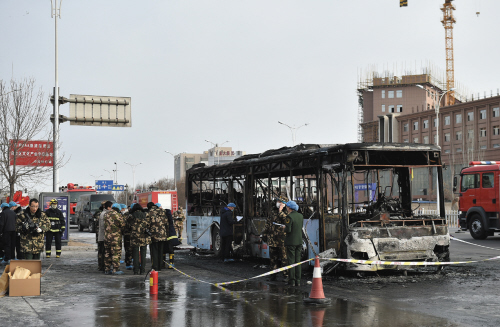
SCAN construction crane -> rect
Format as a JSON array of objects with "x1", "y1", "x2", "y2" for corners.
[
  {"x1": 400, "y1": 0, "x2": 456, "y2": 106},
  {"x1": 441, "y1": 0, "x2": 456, "y2": 105}
]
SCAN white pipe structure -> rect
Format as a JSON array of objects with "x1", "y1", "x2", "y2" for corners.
[
  {"x1": 416, "y1": 85, "x2": 455, "y2": 214},
  {"x1": 205, "y1": 139, "x2": 229, "y2": 165},
  {"x1": 278, "y1": 121, "x2": 309, "y2": 146},
  {"x1": 124, "y1": 162, "x2": 142, "y2": 193},
  {"x1": 164, "y1": 151, "x2": 177, "y2": 191},
  {"x1": 51, "y1": 0, "x2": 62, "y2": 192}
]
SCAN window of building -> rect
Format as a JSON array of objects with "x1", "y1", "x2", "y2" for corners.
[
  {"x1": 480, "y1": 109, "x2": 487, "y2": 119},
  {"x1": 389, "y1": 105, "x2": 395, "y2": 113},
  {"x1": 444, "y1": 133, "x2": 450, "y2": 142},
  {"x1": 444, "y1": 116, "x2": 450, "y2": 125},
  {"x1": 382, "y1": 90, "x2": 385, "y2": 99},
  {"x1": 403, "y1": 123, "x2": 409, "y2": 132},
  {"x1": 468, "y1": 129, "x2": 474, "y2": 139},
  {"x1": 388, "y1": 91, "x2": 394, "y2": 98},
  {"x1": 396, "y1": 105, "x2": 403, "y2": 113},
  {"x1": 396, "y1": 90, "x2": 403, "y2": 98},
  {"x1": 423, "y1": 136, "x2": 429, "y2": 144},
  {"x1": 413, "y1": 122, "x2": 418, "y2": 130},
  {"x1": 468, "y1": 112, "x2": 474, "y2": 121},
  {"x1": 444, "y1": 149, "x2": 451, "y2": 154},
  {"x1": 494, "y1": 126, "x2": 500, "y2": 135},
  {"x1": 403, "y1": 139, "x2": 409, "y2": 143},
  {"x1": 480, "y1": 128, "x2": 487, "y2": 137},
  {"x1": 494, "y1": 144, "x2": 500, "y2": 148},
  {"x1": 434, "y1": 134, "x2": 437, "y2": 144},
  {"x1": 480, "y1": 145, "x2": 487, "y2": 150},
  {"x1": 456, "y1": 114, "x2": 462, "y2": 124},
  {"x1": 433, "y1": 118, "x2": 437, "y2": 127},
  {"x1": 382, "y1": 104, "x2": 385, "y2": 112},
  {"x1": 427, "y1": 103, "x2": 430, "y2": 110},
  {"x1": 413, "y1": 137, "x2": 419, "y2": 143},
  {"x1": 456, "y1": 148, "x2": 462, "y2": 152},
  {"x1": 493, "y1": 107, "x2": 500, "y2": 117},
  {"x1": 423, "y1": 120, "x2": 429, "y2": 129},
  {"x1": 456, "y1": 131, "x2": 462, "y2": 140}
]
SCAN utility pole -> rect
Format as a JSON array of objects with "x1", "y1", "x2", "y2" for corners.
[
  {"x1": 51, "y1": 0, "x2": 62, "y2": 192},
  {"x1": 278, "y1": 121, "x2": 309, "y2": 146}
]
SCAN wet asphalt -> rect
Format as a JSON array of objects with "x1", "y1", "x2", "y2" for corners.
[{"x1": 1, "y1": 227, "x2": 499, "y2": 326}]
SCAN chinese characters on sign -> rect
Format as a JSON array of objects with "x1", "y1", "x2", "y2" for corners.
[{"x1": 9, "y1": 140, "x2": 53, "y2": 166}]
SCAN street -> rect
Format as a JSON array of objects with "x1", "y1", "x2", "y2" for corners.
[{"x1": 1, "y1": 228, "x2": 500, "y2": 326}]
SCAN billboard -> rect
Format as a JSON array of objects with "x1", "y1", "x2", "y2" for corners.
[
  {"x1": 69, "y1": 94, "x2": 131, "y2": 127},
  {"x1": 40, "y1": 193, "x2": 70, "y2": 241},
  {"x1": 9, "y1": 140, "x2": 53, "y2": 167}
]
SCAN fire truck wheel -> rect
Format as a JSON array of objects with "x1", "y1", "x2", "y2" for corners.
[
  {"x1": 469, "y1": 214, "x2": 488, "y2": 240},
  {"x1": 212, "y1": 227, "x2": 221, "y2": 257}
]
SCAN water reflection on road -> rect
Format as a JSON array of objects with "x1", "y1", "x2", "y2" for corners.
[{"x1": 85, "y1": 278, "x2": 459, "y2": 327}]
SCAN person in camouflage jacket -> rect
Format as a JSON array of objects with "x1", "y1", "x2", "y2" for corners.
[
  {"x1": 120, "y1": 204, "x2": 133, "y2": 269},
  {"x1": 104, "y1": 202, "x2": 125, "y2": 275},
  {"x1": 126, "y1": 203, "x2": 151, "y2": 274},
  {"x1": 173, "y1": 207, "x2": 185, "y2": 241},
  {"x1": 16, "y1": 199, "x2": 50, "y2": 259},
  {"x1": 147, "y1": 202, "x2": 167, "y2": 271},
  {"x1": 261, "y1": 195, "x2": 288, "y2": 281}
]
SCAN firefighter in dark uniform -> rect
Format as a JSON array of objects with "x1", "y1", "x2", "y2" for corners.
[
  {"x1": 161, "y1": 203, "x2": 180, "y2": 269},
  {"x1": 281, "y1": 200, "x2": 304, "y2": 287},
  {"x1": 44, "y1": 199, "x2": 66, "y2": 258}
]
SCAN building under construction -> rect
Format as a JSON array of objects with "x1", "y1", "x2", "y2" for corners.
[{"x1": 358, "y1": 66, "x2": 500, "y2": 201}]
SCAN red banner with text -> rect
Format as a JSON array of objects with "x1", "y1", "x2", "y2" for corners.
[{"x1": 9, "y1": 140, "x2": 54, "y2": 166}]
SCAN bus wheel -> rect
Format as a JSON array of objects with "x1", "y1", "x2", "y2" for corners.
[
  {"x1": 88, "y1": 220, "x2": 95, "y2": 233},
  {"x1": 470, "y1": 214, "x2": 488, "y2": 240},
  {"x1": 212, "y1": 227, "x2": 221, "y2": 257}
]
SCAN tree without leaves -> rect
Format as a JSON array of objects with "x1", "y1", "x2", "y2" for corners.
[{"x1": 0, "y1": 79, "x2": 62, "y2": 199}]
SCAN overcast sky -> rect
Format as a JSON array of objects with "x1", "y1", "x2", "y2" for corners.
[{"x1": 1, "y1": 0, "x2": 498, "y2": 192}]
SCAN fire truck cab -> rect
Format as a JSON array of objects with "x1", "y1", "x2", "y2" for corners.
[{"x1": 457, "y1": 161, "x2": 500, "y2": 239}]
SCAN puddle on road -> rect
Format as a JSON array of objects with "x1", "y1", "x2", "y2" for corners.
[{"x1": 63, "y1": 279, "x2": 460, "y2": 327}]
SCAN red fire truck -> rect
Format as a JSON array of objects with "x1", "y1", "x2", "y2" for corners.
[
  {"x1": 135, "y1": 190, "x2": 178, "y2": 211},
  {"x1": 457, "y1": 161, "x2": 500, "y2": 239},
  {"x1": 60, "y1": 183, "x2": 97, "y2": 224}
]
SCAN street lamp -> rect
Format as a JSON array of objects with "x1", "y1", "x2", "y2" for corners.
[
  {"x1": 124, "y1": 184, "x2": 129, "y2": 206},
  {"x1": 90, "y1": 174, "x2": 102, "y2": 188},
  {"x1": 103, "y1": 169, "x2": 113, "y2": 180},
  {"x1": 124, "y1": 162, "x2": 142, "y2": 193},
  {"x1": 205, "y1": 139, "x2": 229, "y2": 165},
  {"x1": 416, "y1": 84, "x2": 455, "y2": 215},
  {"x1": 278, "y1": 121, "x2": 309, "y2": 146},
  {"x1": 164, "y1": 151, "x2": 177, "y2": 191}
]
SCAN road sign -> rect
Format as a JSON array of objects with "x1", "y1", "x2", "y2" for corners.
[
  {"x1": 68, "y1": 94, "x2": 131, "y2": 127},
  {"x1": 111, "y1": 185, "x2": 125, "y2": 191},
  {"x1": 95, "y1": 180, "x2": 113, "y2": 191}
]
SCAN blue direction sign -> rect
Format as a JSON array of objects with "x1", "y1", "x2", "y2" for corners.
[{"x1": 95, "y1": 180, "x2": 113, "y2": 191}]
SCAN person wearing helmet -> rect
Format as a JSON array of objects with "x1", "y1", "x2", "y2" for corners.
[
  {"x1": 220, "y1": 203, "x2": 237, "y2": 263},
  {"x1": 104, "y1": 202, "x2": 125, "y2": 275},
  {"x1": 44, "y1": 199, "x2": 66, "y2": 258},
  {"x1": 280, "y1": 200, "x2": 304, "y2": 287},
  {"x1": 173, "y1": 206, "x2": 186, "y2": 241},
  {"x1": 0, "y1": 202, "x2": 16, "y2": 264},
  {"x1": 120, "y1": 204, "x2": 133, "y2": 270},
  {"x1": 126, "y1": 203, "x2": 151, "y2": 275},
  {"x1": 163, "y1": 204, "x2": 180, "y2": 269}
]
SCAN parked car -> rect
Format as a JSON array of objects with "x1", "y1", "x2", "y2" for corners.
[{"x1": 75, "y1": 194, "x2": 115, "y2": 232}]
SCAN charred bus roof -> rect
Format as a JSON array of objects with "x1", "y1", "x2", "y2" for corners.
[{"x1": 186, "y1": 142, "x2": 441, "y2": 180}]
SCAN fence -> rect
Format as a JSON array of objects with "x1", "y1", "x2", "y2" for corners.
[{"x1": 419, "y1": 208, "x2": 459, "y2": 228}]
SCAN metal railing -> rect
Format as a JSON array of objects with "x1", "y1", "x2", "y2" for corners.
[{"x1": 418, "y1": 208, "x2": 459, "y2": 228}]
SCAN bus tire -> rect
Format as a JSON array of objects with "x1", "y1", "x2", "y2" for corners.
[
  {"x1": 469, "y1": 214, "x2": 488, "y2": 240},
  {"x1": 212, "y1": 227, "x2": 221, "y2": 257}
]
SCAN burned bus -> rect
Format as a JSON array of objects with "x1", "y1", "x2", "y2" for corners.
[{"x1": 185, "y1": 143, "x2": 450, "y2": 271}]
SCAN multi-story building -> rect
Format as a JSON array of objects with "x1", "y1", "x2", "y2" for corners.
[
  {"x1": 359, "y1": 71, "x2": 500, "y2": 200},
  {"x1": 174, "y1": 147, "x2": 246, "y2": 183}
]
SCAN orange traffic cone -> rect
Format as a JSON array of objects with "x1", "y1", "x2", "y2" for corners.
[{"x1": 304, "y1": 256, "x2": 331, "y2": 304}]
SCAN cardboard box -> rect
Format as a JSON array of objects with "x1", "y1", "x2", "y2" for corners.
[{"x1": 9, "y1": 260, "x2": 42, "y2": 297}]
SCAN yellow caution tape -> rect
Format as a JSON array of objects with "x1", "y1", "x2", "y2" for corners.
[{"x1": 165, "y1": 258, "x2": 313, "y2": 286}]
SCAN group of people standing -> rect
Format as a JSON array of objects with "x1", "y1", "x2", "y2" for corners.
[
  {"x1": 0, "y1": 198, "x2": 65, "y2": 264},
  {"x1": 95, "y1": 201, "x2": 181, "y2": 275}
]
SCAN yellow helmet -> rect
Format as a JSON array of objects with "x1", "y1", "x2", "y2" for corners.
[{"x1": 50, "y1": 199, "x2": 58, "y2": 205}]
